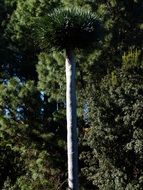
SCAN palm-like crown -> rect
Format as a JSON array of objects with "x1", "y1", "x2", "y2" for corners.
[{"x1": 34, "y1": 8, "x2": 102, "y2": 51}]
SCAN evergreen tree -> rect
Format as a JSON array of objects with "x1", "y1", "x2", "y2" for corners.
[
  {"x1": 81, "y1": 51, "x2": 143, "y2": 189},
  {"x1": 0, "y1": 1, "x2": 67, "y2": 189}
]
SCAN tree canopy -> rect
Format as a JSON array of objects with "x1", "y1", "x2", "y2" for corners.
[{"x1": 33, "y1": 8, "x2": 102, "y2": 51}]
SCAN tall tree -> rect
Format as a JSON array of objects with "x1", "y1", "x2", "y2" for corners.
[{"x1": 34, "y1": 8, "x2": 102, "y2": 189}]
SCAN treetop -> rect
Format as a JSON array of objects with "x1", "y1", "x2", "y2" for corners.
[{"x1": 33, "y1": 7, "x2": 102, "y2": 52}]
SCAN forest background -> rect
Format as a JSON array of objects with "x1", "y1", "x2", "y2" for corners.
[{"x1": 0, "y1": 0, "x2": 143, "y2": 189}]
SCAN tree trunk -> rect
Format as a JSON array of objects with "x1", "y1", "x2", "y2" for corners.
[{"x1": 66, "y1": 49, "x2": 78, "y2": 190}]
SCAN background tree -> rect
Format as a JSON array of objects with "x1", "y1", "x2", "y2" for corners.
[
  {"x1": 81, "y1": 51, "x2": 143, "y2": 189},
  {"x1": 0, "y1": 1, "x2": 67, "y2": 189}
]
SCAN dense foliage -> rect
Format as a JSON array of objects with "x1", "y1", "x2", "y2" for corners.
[
  {"x1": 0, "y1": 0, "x2": 143, "y2": 189},
  {"x1": 81, "y1": 54, "x2": 143, "y2": 189}
]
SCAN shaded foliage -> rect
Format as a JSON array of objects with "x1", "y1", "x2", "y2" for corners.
[{"x1": 81, "y1": 54, "x2": 143, "y2": 189}]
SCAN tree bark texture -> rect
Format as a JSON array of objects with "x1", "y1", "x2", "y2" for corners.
[{"x1": 66, "y1": 49, "x2": 78, "y2": 190}]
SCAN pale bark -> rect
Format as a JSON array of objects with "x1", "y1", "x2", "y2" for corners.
[{"x1": 66, "y1": 49, "x2": 78, "y2": 190}]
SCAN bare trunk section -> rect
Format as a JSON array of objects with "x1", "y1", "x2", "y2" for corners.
[{"x1": 66, "y1": 49, "x2": 78, "y2": 190}]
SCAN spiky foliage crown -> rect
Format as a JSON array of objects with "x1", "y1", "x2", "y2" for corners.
[{"x1": 34, "y1": 8, "x2": 102, "y2": 51}]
